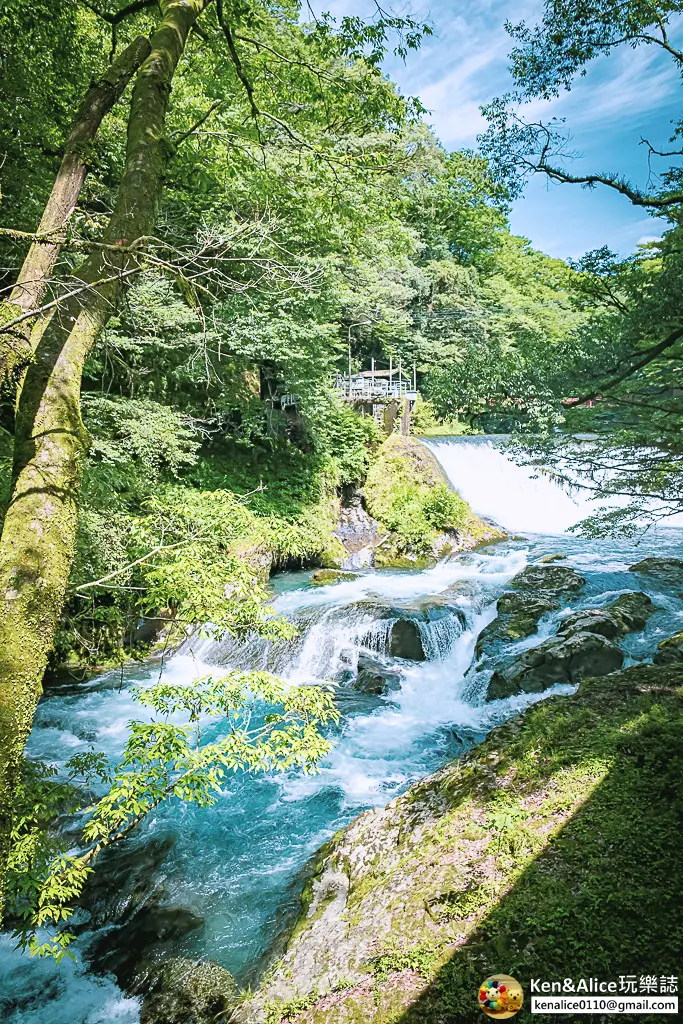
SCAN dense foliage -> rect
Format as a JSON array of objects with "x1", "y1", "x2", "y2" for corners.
[
  {"x1": 4, "y1": 0, "x2": 681, "y2": 969},
  {"x1": 477, "y1": 0, "x2": 683, "y2": 531}
]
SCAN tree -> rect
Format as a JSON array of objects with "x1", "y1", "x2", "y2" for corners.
[
  {"x1": 477, "y1": 0, "x2": 683, "y2": 530},
  {"x1": 9, "y1": 671, "x2": 338, "y2": 959},
  {"x1": 480, "y1": 1, "x2": 683, "y2": 212},
  {"x1": 0, "y1": 0, "x2": 430, "y2": 923},
  {"x1": 0, "y1": 35, "x2": 150, "y2": 398}
]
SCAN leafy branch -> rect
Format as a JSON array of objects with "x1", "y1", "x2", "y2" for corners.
[{"x1": 10, "y1": 672, "x2": 339, "y2": 960}]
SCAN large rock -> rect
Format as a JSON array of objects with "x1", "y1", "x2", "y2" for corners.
[
  {"x1": 309, "y1": 569, "x2": 358, "y2": 586},
  {"x1": 477, "y1": 564, "x2": 586, "y2": 654},
  {"x1": 558, "y1": 592, "x2": 655, "y2": 640},
  {"x1": 487, "y1": 631, "x2": 623, "y2": 701},
  {"x1": 654, "y1": 629, "x2": 683, "y2": 665},
  {"x1": 88, "y1": 903, "x2": 205, "y2": 988},
  {"x1": 477, "y1": 592, "x2": 560, "y2": 652},
  {"x1": 389, "y1": 618, "x2": 425, "y2": 660},
  {"x1": 133, "y1": 957, "x2": 239, "y2": 1024},
  {"x1": 510, "y1": 564, "x2": 586, "y2": 593},
  {"x1": 629, "y1": 557, "x2": 683, "y2": 584},
  {"x1": 333, "y1": 492, "x2": 381, "y2": 560},
  {"x1": 79, "y1": 834, "x2": 176, "y2": 930},
  {"x1": 353, "y1": 654, "x2": 402, "y2": 695}
]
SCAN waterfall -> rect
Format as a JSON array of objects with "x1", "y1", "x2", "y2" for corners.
[
  {"x1": 7, "y1": 489, "x2": 683, "y2": 1020},
  {"x1": 423, "y1": 435, "x2": 683, "y2": 535}
]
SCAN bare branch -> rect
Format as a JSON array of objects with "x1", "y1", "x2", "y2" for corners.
[
  {"x1": 532, "y1": 158, "x2": 683, "y2": 209},
  {"x1": 171, "y1": 99, "x2": 223, "y2": 148},
  {"x1": 71, "y1": 540, "x2": 188, "y2": 594}
]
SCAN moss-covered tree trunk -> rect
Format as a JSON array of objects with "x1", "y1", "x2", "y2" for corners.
[
  {"x1": 0, "y1": 0, "x2": 209, "y2": 922},
  {"x1": 0, "y1": 36, "x2": 151, "y2": 399}
]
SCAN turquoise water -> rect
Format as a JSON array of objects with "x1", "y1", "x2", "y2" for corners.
[{"x1": 3, "y1": 457, "x2": 683, "y2": 1021}]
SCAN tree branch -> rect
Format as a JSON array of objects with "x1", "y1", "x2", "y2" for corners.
[
  {"x1": 171, "y1": 98, "x2": 223, "y2": 148},
  {"x1": 83, "y1": 0, "x2": 158, "y2": 25},
  {"x1": 562, "y1": 326, "x2": 683, "y2": 407},
  {"x1": 533, "y1": 158, "x2": 683, "y2": 209},
  {"x1": 71, "y1": 540, "x2": 188, "y2": 594}
]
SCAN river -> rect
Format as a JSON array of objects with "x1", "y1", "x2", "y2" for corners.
[{"x1": 3, "y1": 436, "x2": 683, "y2": 1023}]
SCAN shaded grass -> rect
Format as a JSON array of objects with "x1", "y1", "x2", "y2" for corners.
[{"x1": 262, "y1": 664, "x2": 683, "y2": 1024}]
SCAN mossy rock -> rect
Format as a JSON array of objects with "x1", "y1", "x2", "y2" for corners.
[
  {"x1": 629, "y1": 556, "x2": 683, "y2": 583},
  {"x1": 487, "y1": 630, "x2": 623, "y2": 700},
  {"x1": 509, "y1": 564, "x2": 585, "y2": 593},
  {"x1": 310, "y1": 569, "x2": 358, "y2": 586},
  {"x1": 317, "y1": 535, "x2": 347, "y2": 569},
  {"x1": 374, "y1": 536, "x2": 435, "y2": 570},
  {"x1": 654, "y1": 628, "x2": 683, "y2": 664},
  {"x1": 477, "y1": 591, "x2": 560, "y2": 653},
  {"x1": 558, "y1": 592, "x2": 654, "y2": 640},
  {"x1": 137, "y1": 957, "x2": 239, "y2": 1024},
  {"x1": 477, "y1": 565, "x2": 586, "y2": 656}
]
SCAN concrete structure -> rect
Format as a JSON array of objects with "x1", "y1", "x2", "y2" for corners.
[{"x1": 333, "y1": 365, "x2": 418, "y2": 435}]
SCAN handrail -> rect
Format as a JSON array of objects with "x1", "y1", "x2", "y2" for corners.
[{"x1": 333, "y1": 374, "x2": 412, "y2": 400}]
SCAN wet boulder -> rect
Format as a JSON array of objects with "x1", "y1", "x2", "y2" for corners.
[
  {"x1": 133, "y1": 957, "x2": 239, "y2": 1024},
  {"x1": 487, "y1": 631, "x2": 623, "y2": 701},
  {"x1": 537, "y1": 553, "x2": 567, "y2": 564},
  {"x1": 510, "y1": 564, "x2": 585, "y2": 593},
  {"x1": 476, "y1": 592, "x2": 560, "y2": 653},
  {"x1": 629, "y1": 557, "x2": 683, "y2": 584},
  {"x1": 310, "y1": 569, "x2": 358, "y2": 586},
  {"x1": 87, "y1": 903, "x2": 205, "y2": 989},
  {"x1": 79, "y1": 834, "x2": 176, "y2": 930},
  {"x1": 388, "y1": 618, "x2": 425, "y2": 661},
  {"x1": 353, "y1": 654, "x2": 402, "y2": 695},
  {"x1": 654, "y1": 629, "x2": 683, "y2": 665},
  {"x1": 558, "y1": 592, "x2": 655, "y2": 641},
  {"x1": 476, "y1": 564, "x2": 586, "y2": 656}
]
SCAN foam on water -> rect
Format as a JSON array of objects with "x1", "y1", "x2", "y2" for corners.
[
  {"x1": 4, "y1": 439, "x2": 683, "y2": 1020},
  {"x1": 0, "y1": 935, "x2": 140, "y2": 1024}
]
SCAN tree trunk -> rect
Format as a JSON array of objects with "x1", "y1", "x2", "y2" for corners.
[
  {"x1": 0, "y1": 0, "x2": 209, "y2": 922},
  {"x1": 0, "y1": 36, "x2": 151, "y2": 401}
]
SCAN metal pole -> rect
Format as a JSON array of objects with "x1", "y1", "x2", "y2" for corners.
[
  {"x1": 371, "y1": 357, "x2": 375, "y2": 385},
  {"x1": 413, "y1": 362, "x2": 416, "y2": 390},
  {"x1": 348, "y1": 326, "x2": 352, "y2": 380},
  {"x1": 389, "y1": 355, "x2": 393, "y2": 384}
]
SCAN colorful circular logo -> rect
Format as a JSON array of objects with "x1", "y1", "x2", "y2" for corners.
[{"x1": 478, "y1": 974, "x2": 523, "y2": 1017}]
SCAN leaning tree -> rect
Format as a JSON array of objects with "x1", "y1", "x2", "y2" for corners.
[{"x1": 0, "y1": 0, "x2": 429, "y2": 918}]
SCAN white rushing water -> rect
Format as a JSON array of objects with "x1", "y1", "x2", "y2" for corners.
[
  {"x1": 4, "y1": 437, "x2": 683, "y2": 1023},
  {"x1": 423, "y1": 435, "x2": 683, "y2": 534}
]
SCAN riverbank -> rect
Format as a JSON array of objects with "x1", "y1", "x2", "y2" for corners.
[
  {"x1": 241, "y1": 660, "x2": 683, "y2": 1024},
  {"x1": 6, "y1": 440, "x2": 683, "y2": 1024},
  {"x1": 48, "y1": 433, "x2": 501, "y2": 680}
]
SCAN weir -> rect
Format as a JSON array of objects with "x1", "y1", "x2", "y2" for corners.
[{"x1": 423, "y1": 434, "x2": 683, "y2": 534}]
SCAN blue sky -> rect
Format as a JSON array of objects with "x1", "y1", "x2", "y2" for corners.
[{"x1": 324, "y1": 0, "x2": 682, "y2": 260}]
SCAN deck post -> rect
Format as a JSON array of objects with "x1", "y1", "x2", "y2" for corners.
[{"x1": 401, "y1": 397, "x2": 411, "y2": 435}]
